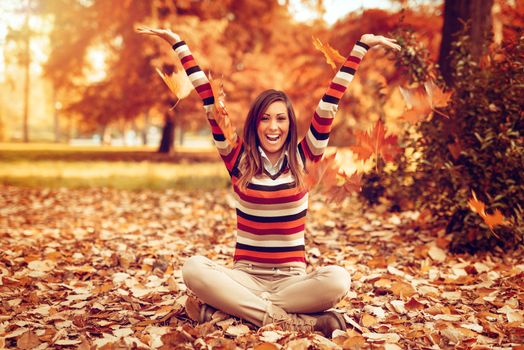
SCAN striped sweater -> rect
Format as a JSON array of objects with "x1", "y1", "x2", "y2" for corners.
[{"x1": 173, "y1": 39, "x2": 369, "y2": 268}]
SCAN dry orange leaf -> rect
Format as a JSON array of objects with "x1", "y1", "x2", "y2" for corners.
[
  {"x1": 390, "y1": 281, "x2": 416, "y2": 299},
  {"x1": 361, "y1": 313, "x2": 378, "y2": 327},
  {"x1": 254, "y1": 343, "x2": 279, "y2": 350},
  {"x1": 209, "y1": 75, "x2": 237, "y2": 147},
  {"x1": 184, "y1": 296, "x2": 202, "y2": 322},
  {"x1": 468, "y1": 191, "x2": 508, "y2": 229},
  {"x1": 350, "y1": 120, "x2": 401, "y2": 165},
  {"x1": 468, "y1": 191, "x2": 486, "y2": 216},
  {"x1": 312, "y1": 36, "x2": 346, "y2": 69},
  {"x1": 483, "y1": 209, "x2": 507, "y2": 230},
  {"x1": 155, "y1": 67, "x2": 192, "y2": 101},
  {"x1": 447, "y1": 138, "x2": 462, "y2": 160},
  {"x1": 305, "y1": 152, "x2": 362, "y2": 203},
  {"x1": 399, "y1": 81, "x2": 451, "y2": 123},
  {"x1": 404, "y1": 297, "x2": 426, "y2": 311},
  {"x1": 304, "y1": 152, "x2": 338, "y2": 190},
  {"x1": 424, "y1": 80, "x2": 453, "y2": 108}
]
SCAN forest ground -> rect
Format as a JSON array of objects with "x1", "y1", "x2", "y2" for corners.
[{"x1": 1, "y1": 185, "x2": 523, "y2": 349}]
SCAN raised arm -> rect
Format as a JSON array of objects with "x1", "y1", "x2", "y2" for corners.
[
  {"x1": 299, "y1": 34, "x2": 400, "y2": 162},
  {"x1": 137, "y1": 27, "x2": 242, "y2": 173}
]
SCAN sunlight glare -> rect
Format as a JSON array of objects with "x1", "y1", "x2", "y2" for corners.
[{"x1": 85, "y1": 46, "x2": 108, "y2": 83}]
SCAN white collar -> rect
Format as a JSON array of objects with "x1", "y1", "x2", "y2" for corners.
[{"x1": 258, "y1": 146, "x2": 288, "y2": 176}]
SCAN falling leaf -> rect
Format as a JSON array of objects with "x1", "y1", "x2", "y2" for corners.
[
  {"x1": 399, "y1": 81, "x2": 451, "y2": 123},
  {"x1": 304, "y1": 152, "x2": 338, "y2": 190},
  {"x1": 312, "y1": 37, "x2": 345, "y2": 69},
  {"x1": 155, "y1": 67, "x2": 192, "y2": 100},
  {"x1": 398, "y1": 85, "x2": 432, "y2": 123},
  {"x1": 483, "y1": 209, "x2": 507, "y2": 230},
  {"x1": 424, "y1": 80, "x2": 452, "y2": 108},
  {"x1": 209, "y1": 75, "x2": 238, "y2": 147},
  {"x1": 350, "y1": 120, "x2": 401, "y2": 167},
  {"x1": 468, "y1": 191, "x2": 508, "y2": 229},
  {"x1": 468, "y1": 191, "x2": 486, "y2": 216},
  {"x1": 305, "y1": 152, "x2": 362, "y2": 203}
]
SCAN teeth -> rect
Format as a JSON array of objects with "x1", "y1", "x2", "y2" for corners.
[{"x1": 266, "y1": 135, "x2": 280, "y2": 141}]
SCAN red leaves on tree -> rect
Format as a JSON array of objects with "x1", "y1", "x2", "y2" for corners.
[{"x1": 350, "y1": 120, "x2": 401, "y2": 166}]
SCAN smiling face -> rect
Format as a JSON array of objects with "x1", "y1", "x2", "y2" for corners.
[{"x1": 256, "y1": 101, "x2": 290, "y2": 163}]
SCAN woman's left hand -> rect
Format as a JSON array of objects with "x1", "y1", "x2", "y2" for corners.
[{"x1": 360, "y1": 34, "x2": 401, "y2": 51}]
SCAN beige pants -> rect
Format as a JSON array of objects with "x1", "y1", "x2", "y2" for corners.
[{"x1": 181, "y1": 255, "x2": 351, "y2": 326}]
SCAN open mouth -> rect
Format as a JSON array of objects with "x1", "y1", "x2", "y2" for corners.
[{"x1": 265, "y1": 135, "x2": 281, "y2": 143}]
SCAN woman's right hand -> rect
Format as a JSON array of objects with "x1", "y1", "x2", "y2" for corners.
[{"x1": 136, "y1": 26, "x2": 181, "y2": 45}]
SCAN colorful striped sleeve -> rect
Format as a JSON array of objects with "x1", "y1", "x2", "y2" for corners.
[
  {"x1": 172, "y1": 40, "x2": 242, "y2": 173},
  {"x1": 299, "y1": 40, "x2": 369, "y2": 162}
]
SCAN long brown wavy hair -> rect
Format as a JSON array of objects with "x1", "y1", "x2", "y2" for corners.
[{"x1": 236, "y1": 89, "x2": 305, "y2": 191}]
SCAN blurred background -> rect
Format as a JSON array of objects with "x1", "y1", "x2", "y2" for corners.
[{"x1": 0, "y1": 0, "x2": 521, "y2": 190}]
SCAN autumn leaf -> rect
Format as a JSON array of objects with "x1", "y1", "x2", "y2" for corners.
[
  {"x1": 447, "y1": 138, "x2": 462, "y2": 160},
  {"x1": 323, "y1": 170, "x2": 362, "y2": 204},
  {"x1": 304, "y1": 152, "x2": 338, "y2": 190},
  {"x1": 305, "y1": 152, "x2": 362, "y2": 203},
  {"x1": 483, "y1": 209, "x2": 507, "y2": 230},
  {"x1": 155, "y1": 67, "x2": 192, "y2": 103},
  {"x1": 468, "y1": 191, "x2": 486, "y2": 217},
  {"x1": 209, "y1": 74, "x2": 238, "y2": 147},
  {"x1": 399, "y1": 81, "x2": 451, "y2": 123},
  {"x1": 468, "y1": 191, "x2": 508, "y2": 230},
  {"x1": 398, "y1": 85, "x2": 432, "y2": 123},
  {"x1": 424, "y1": 80, "x2": 453, "y2": 108},
  {"x1": 350, "y1": 120, "x2": 401, "y2": 170},
  {"x1": 312, "y1": 36, "x2": 345, "y2": 69}
]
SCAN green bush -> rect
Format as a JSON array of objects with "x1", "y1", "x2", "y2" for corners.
[{"x1": 369, "y1": 30, "x2": 524, "y2": 253}]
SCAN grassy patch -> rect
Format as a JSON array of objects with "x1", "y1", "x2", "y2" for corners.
[{"x1": 0, "y1": 143, "x2": 230, "y2": 190}]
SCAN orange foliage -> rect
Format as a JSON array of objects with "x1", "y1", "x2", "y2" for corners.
[{"x1": 350, "y1": 120, "x2": 401, "y2": 164}]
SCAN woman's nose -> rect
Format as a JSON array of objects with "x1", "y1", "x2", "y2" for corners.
[{"x1": 269, "y1": 118, "x2": 278, "y2": 130}]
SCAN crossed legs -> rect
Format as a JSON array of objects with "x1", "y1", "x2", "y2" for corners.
[{"x1": 181, "y1": 255, "x2": 351, "y2": 326}]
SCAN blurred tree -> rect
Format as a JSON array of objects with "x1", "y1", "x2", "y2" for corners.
[
  {"x1": 438, "y1": 0, "x2": 494, "y2": 86},
  {"x1": 5, "y1": 0, "x2": 38, "y2": 142}
]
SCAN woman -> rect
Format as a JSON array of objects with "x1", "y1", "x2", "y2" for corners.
[{"x1": 138, "y1": 26, "x2": 400, "y2": 337}]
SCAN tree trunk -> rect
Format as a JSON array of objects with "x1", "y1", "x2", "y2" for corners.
[
  {"x1": 53, "y1": 89, "x2": 60, "y2": 143},
  {"x1": 22, "y1": 2, "x2": 31, "y2": 143},
  {"x1": 158, "y1": 112, "x2": 175, "y2": 153},
  {"x1": 141, "y1": 112, "x2": 149, "y2": 145},
  {"x1": 438, "y1": 0, "x2": 494, "y2": 86}
]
